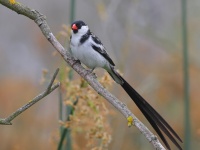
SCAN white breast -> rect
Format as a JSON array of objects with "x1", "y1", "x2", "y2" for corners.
[{"x1": 70, "y1": 36, "x2": 108, "y2": 69}]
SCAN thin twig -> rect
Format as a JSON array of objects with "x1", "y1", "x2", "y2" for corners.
[
  {"x1": 0, "y1": 68, "x2": 60, "y2": 125},
  {"x1": 46, "y1": 68, "x2": 59, "y2": 92},
  {"x1": 0, "y1": 1, "x2": 165, "y2": 149}
]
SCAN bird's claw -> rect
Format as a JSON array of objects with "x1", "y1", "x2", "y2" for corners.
[
  {"x1": 74, "y1": 59, "x2": 81, "y2": 65},
  {"x1": 71, "y1": 59, "x2": 81, "y2": 68},
  {"x1": 86, "y1": 69, "x2": 97, "y2": 79}
]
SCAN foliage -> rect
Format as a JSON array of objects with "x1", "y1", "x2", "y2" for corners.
[{"x1": 58, "y1": 67, "x2": 113, "y2": 150}]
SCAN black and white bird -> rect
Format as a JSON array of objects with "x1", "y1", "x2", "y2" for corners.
[{"x1": 69, "y1": 20, "x2": 182, "y2": 150}]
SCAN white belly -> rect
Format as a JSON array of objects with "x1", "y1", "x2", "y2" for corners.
[{"x1": 70, "y1": 41, "x2": 108, "y2": 69}]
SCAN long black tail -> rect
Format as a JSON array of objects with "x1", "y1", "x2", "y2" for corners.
[
  {"x1": 107, "y1": 66, "x2": 183, "y2": 149},
  {"x1": 120, "y1": 76, "x2": 183, "y2": 150}
]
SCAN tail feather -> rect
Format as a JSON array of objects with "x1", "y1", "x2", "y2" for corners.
[
  {"x1": 142, "y1": 94, "x2": 183, "y2": 142},
  {"x1": 107, "y1": 65, "x2": 124, "y2": 84},
  {"x1": 130, "y1": 81, "x2": 182, "y2": 149},
  {"x1": 139, "y1": 104, "x2": 171, "y2": 150},
  {"x1": 108, "y1": 67, "x2": 182, "y2": 149},
  {"x1": 121, "y1": 77, "x2": 182, "y2": 150}
]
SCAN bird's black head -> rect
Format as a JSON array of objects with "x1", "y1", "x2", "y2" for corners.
[{"x1": 71, "y1": 20, "x2": 87, "y2": 34}]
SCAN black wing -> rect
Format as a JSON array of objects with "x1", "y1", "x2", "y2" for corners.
[
  {"x1": 91, "y1": 34, "x2": 115, "y2": 66},
  {"x1": 91, "y1": 44, "x2": 115, "y2": 66},
  {"x1": 91, "y1": 34, "x2": 102, "y2": 45}
]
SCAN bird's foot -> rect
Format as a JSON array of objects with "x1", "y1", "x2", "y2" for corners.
[
  {"x1": 71, "y1": 59, "x2": 81, "y2": 68},
  {"x1": 86, "y1": 69, "x2": 97, "y2": 79}
]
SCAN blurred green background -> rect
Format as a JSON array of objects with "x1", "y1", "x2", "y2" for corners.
[{"x1": 0, "y1": 0, "x2": 199, "y2": 149}]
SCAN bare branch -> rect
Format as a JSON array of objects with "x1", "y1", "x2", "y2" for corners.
[
  {"x1": 46, "y1": 68, "x2": 59, "y2": 92},
  {"x1": 0, "y1": 1, "x2": 165, "y2": 149},
  {"x1": 0, "y1": 68, "x2": 60, "y2": 125}
]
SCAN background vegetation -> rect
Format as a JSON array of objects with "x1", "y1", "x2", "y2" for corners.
[{"x1": 0, "y1": 0, "x2": 199, "y2": 149}]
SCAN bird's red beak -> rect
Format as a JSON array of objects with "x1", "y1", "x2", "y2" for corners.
[{"x1": 72, "y1": 24, "x2": 78, "y2": 30}]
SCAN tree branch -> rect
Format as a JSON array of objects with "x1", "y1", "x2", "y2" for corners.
[
  {"x1": 0, "y1": 1, "x2": 165, "y2": 149},
  {"x1": 0, "y1": 68, "x2": 60, "y2": 125}
]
